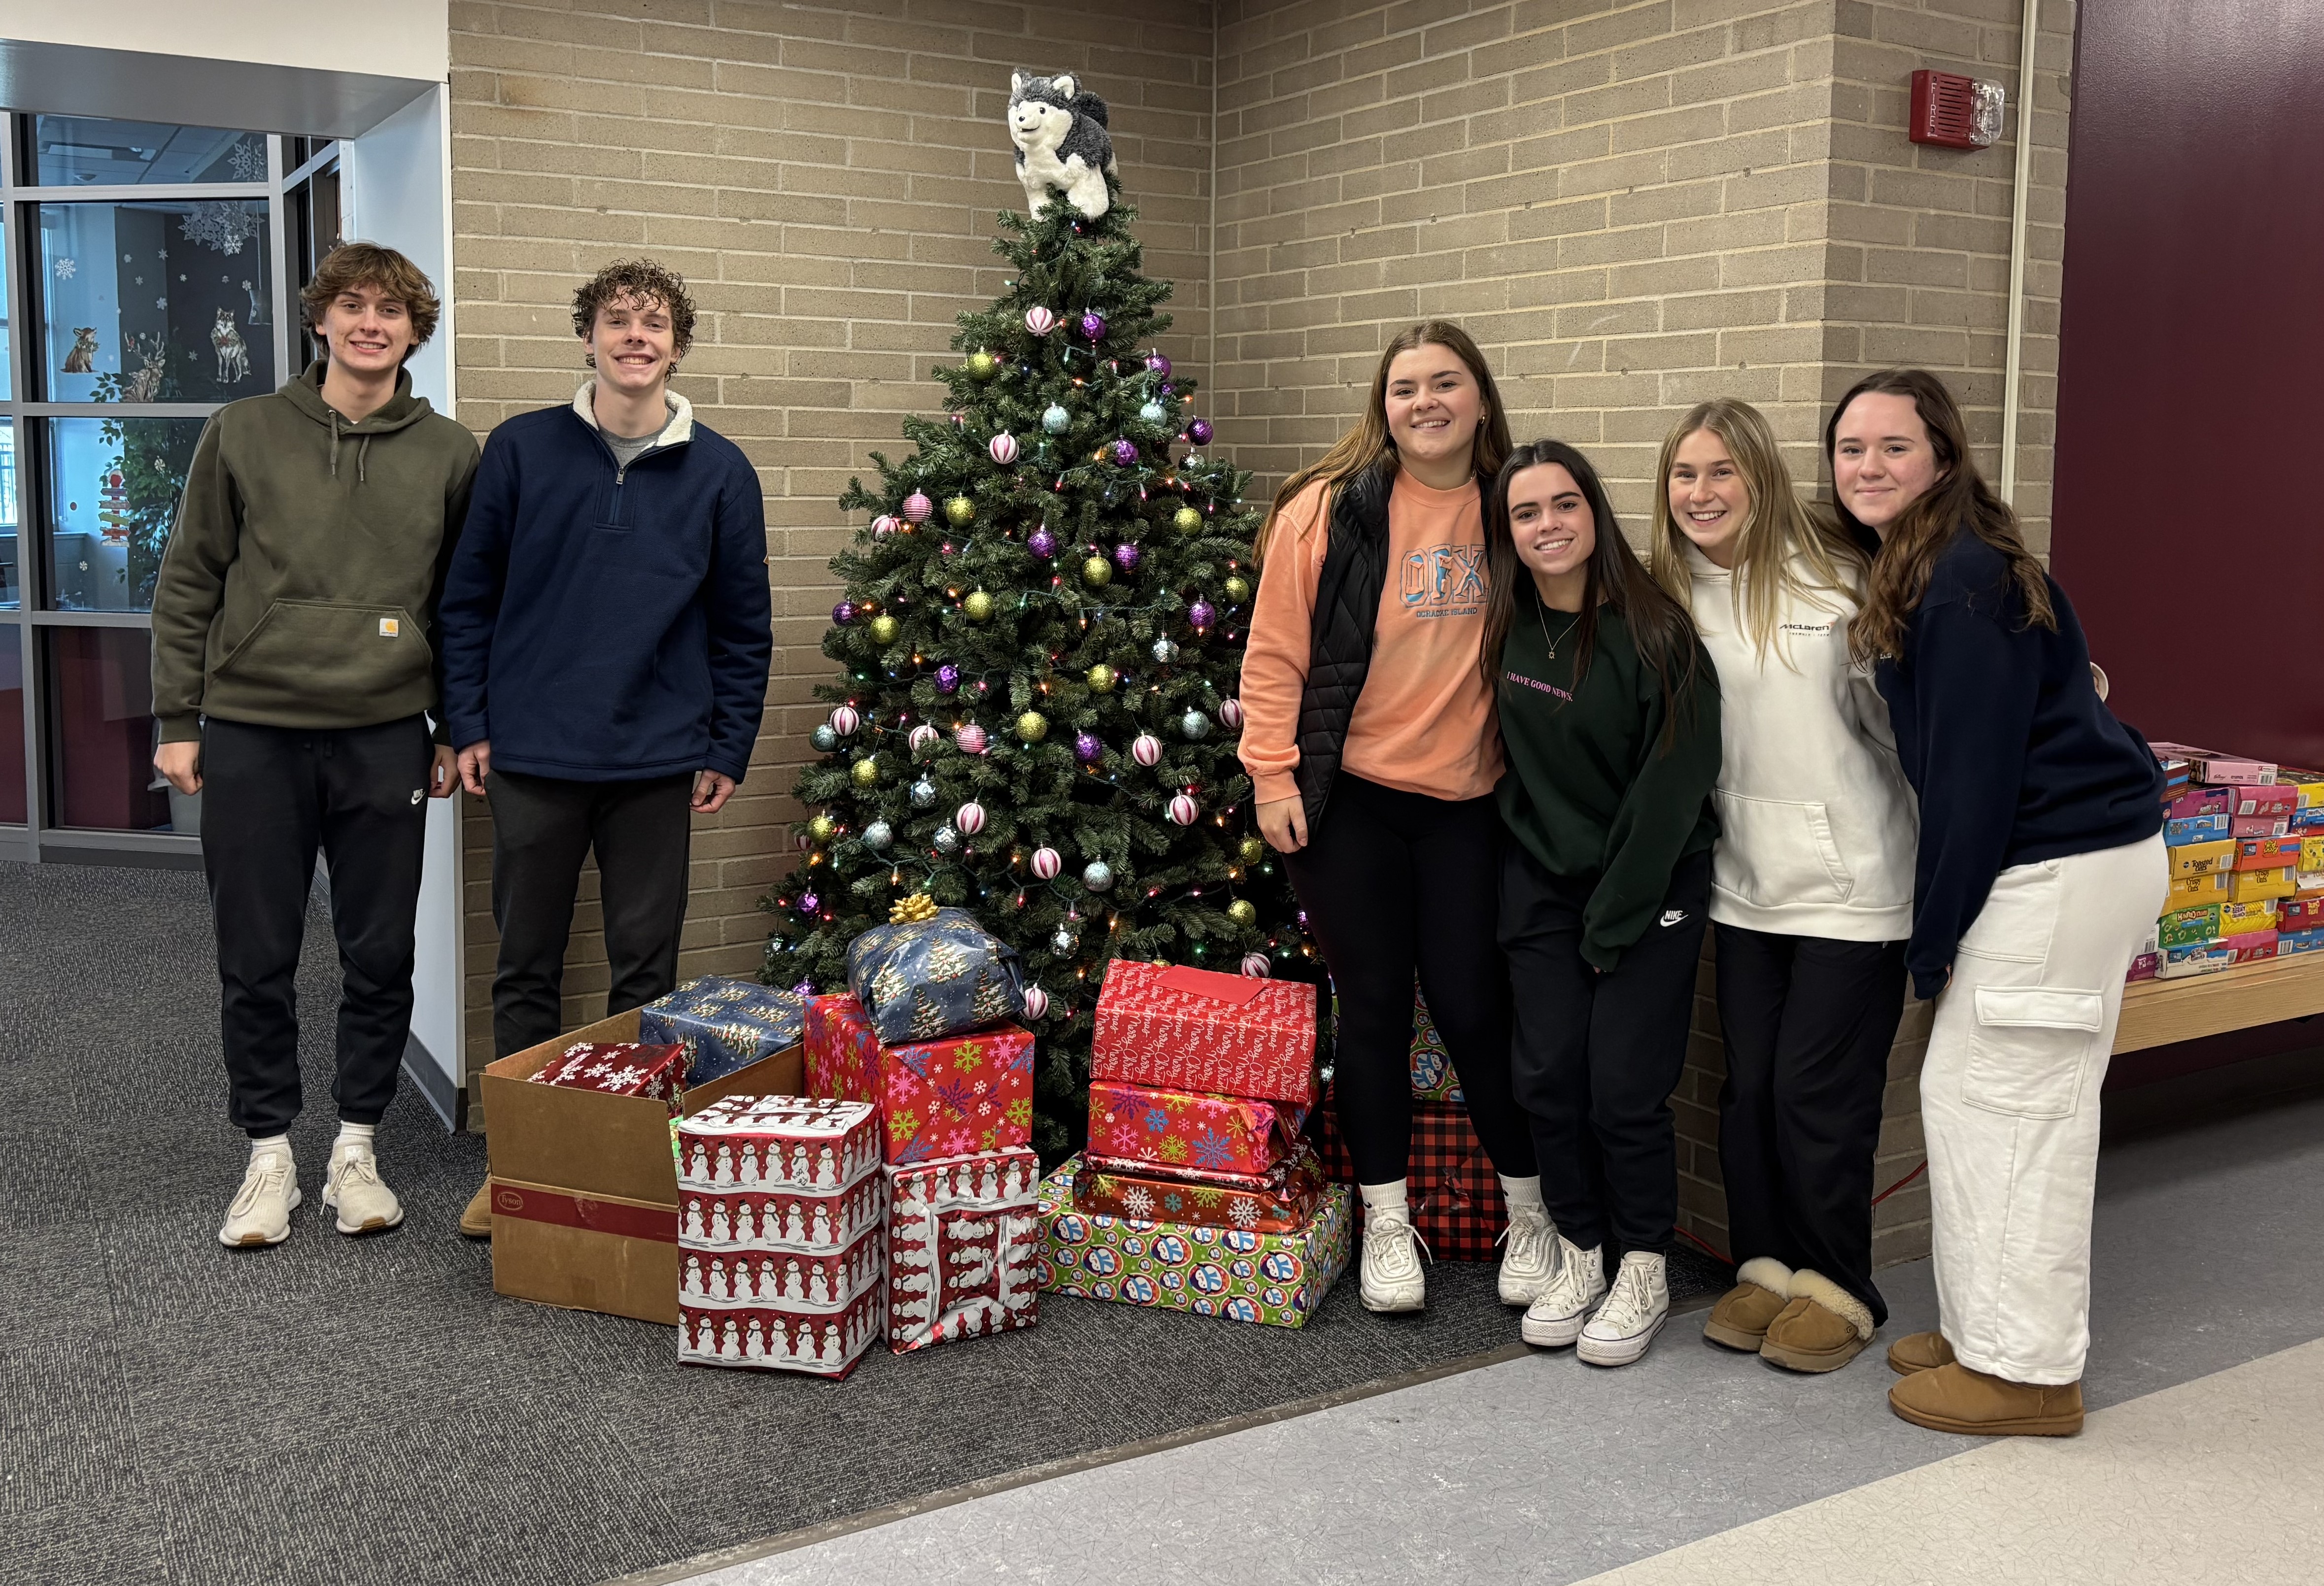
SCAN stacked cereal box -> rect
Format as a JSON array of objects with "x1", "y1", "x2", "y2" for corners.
[
  {"x1": 2145, "y1": 745, "x2": 2324, "y2": 979},
  {"x1": 675, "y1": 1096, "x2": 887, "y2": 1378},
  {"x1": 802, "y1": 896, "x2": 1043, "y2": 1354},
  {"x1": 1037, "y1": 962, "x2": 1349, "y2": 1330}
]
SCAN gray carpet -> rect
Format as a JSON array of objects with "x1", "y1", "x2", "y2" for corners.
[{"x1": 0, "y1": 858, "x2": 1726, "y2": 1586}]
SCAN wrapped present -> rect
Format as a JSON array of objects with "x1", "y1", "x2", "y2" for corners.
[
  {"x1": 1085, "y1": 1079, "x2": 1307, "y2": 1179},
  {"x1": 1090, "y1": 961, "x2": 1319, "y2": 1106},
  {"x1": 1313, "y1": 1093, "x2": 1509, "y2": 1261},
  {"x1": 805, "y1": 995, "x2": 1035, "y2": 1163},
  {"x1": 1073, "y1": 1142, "x2": 1326, "y2": 1234},
  {"x1": 680, "y1": 1288, "x2": 883, "y2": 1378},
  {"x1": 683, "y1": 1224, "x2": 886, "y2": 1310},
  {"x1": 1409, "y1": 988, "x2": 1463, "y2": 1101},
  {"x1": 885, "y1": 1149, "x2": 1042, "y2": 1353},
  {"x1": 845, "y1": 899, "x2": 1026, "y2": 1046},
  {"x1": 639, "y1": 977, "x2": 806, "y2": 1087},
  {"x1": 677, "y1": 1176, "x2": 888, "y2": 1253},
  {"x1": 1037, "y1": 1157, "x2": 1350, "y2": 1330},
  {"x1": 675, "y1": 1095, "x2": 882, "y2": 1193},
  {"x1": 529, "y1": 1042, "x2": 688, "y2": 1109}
]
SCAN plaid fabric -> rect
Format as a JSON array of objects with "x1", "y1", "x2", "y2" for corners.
[{"x1": 1311, "y1": 1093, "x2": 1506, "y2": 1262}]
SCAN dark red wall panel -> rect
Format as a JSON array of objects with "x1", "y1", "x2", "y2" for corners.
[{"x1": 2051, "y1": 0, "x2": 2324, "y2": 770}]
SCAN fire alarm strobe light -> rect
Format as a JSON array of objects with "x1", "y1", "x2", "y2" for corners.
[{"x1": 1909, "y1": 69, "x2": 2005, "y2": 150}]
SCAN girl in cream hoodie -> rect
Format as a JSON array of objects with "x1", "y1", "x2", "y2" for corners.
[{"x1": 1648, "y1": 398, "x2": 1917, "y2": 1374}]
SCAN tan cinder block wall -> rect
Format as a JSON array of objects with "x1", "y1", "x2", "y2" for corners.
[
  {"x1": 1206, "y1": 0, "x2": 2073, "y2": 1264},
  {"x1": 445, "y1": 0, "x2": 1216, "y2": 1115}
]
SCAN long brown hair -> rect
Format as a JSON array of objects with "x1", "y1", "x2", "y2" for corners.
[
  {"x1": 1481, "y1": 439, "x2": 1705, "y2": 741},
  {"x1": 1831, "y1": 368, "x2": 2055, "y2": 666},
  {"x1": 1647, "y1": 399, "x2": 1866, "y2": 663},
  {"x1": 1251, "y1": 320, "x2": 1512, "y2": 564}
]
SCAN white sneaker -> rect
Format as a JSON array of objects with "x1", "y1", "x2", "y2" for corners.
[
  {"x1": 1359, "y1": 1206, "x2": 1428, "y2": 1313},
  {"x1": 1578, "y1": 1250, "x2": 1670, "y2": 1367},
  {"x1": 1520, "y1": 1236, "x2": 1606, "y2": 1347},
  {"x1": 1497, "y1": 1203, "x2": 1558, "y2": 1306},
  {"x1": 323, "y1": 1142, "x2": 405, "y2": 1235},
  {"x1": 219, "y1": 1151, "x2": 302, "y2": 1248}
]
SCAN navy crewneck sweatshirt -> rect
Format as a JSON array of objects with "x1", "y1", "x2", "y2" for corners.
[{"x1": 1875, "y1": 528, "x2": 2162, "y2": 998}]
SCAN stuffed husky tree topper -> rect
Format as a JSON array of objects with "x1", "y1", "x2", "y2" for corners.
[{"x1": 1008, "y1": 70, "x2": 1116, "y2": 220}]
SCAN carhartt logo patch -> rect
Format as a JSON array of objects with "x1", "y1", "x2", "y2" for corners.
[
  {"x1": 379, "y1": 617, "x2": 401, "y2": 638},
  {"x1": 1659, "y1": 910, "x2": 1688, "y2": 927}
]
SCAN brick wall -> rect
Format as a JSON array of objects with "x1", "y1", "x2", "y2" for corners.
[{"x1": 445, "y1": 0, "x2": 1216, "y2": 1115}]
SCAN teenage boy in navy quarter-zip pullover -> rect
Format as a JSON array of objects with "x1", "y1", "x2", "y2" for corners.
[{"x1": 436, "y1": 259, "x2": 772, "y2": 1236}]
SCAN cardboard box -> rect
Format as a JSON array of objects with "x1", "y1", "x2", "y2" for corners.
[
  {"x1": 2222, "y1": 929, "x2": 2280, "y2": 964},
  {"x1": 2234, "y1": 835, "x2": 2304, "y2": 871},
  {"x1": 2169, "y1": 839, "x2": 2237, "y2": 879},
  {"x1": 2229, "y1": 866, "x2": 2298, "y2": 904},
  {"x1": 2220, "y1": 899, "x2": 2279, "y2": 936},
  {"x1": 2126, "y1": 952, "x2": 2160, "y2": 983},
  {"x1": 2148, "y1": 744, "x2": 2279, "y2": 785},
  {"x1": 2157, "y1": 941, "x2": 2237, "y2": 979},
  {"x1": 483, "y1": 1008, "x2": 804, "y2": 1326},
  {"x1": 2228, "y1": 813, "x2": 2291, "y2": 840},
  {"x1": 2156, "y1": 904, "x2": 2221, "y2": 948},
  {"x1": 2279, "y1": 929, "x2": 2324, "y2": 958},
  {"x1": 2278, "y1": 895, "x2": 2324, "y2": 933},
  {"x1": 2307, "y1": 834, "x2": 2324, "y2": 871},
  {"x1": 2166, "y1": 812, "x2": 2231, "y2": 845},
  {"x1": 2228, "y1": 783, "x2": 2297, "y2": 821},
  {"x1": 2163, "y1": 871, "x2": 2232, "y2": 911},
  {"x1": 2164, "y1": 787, "x2": 2230, "y2": 822}
]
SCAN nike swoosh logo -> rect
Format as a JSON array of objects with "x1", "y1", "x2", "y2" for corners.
[{"x1": 1659, "y1": 910, "x2": 1687, "y2": 927}]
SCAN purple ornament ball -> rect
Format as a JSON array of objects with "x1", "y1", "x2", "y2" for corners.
[
  {"x1": 832, "y1": 601, "x2": 857, "y2": 625},
  {"x1": 798, "y1": 892, "x2": 820, "y2": 914},
  {"x1": 1108, "y1": 439, "x2": 1139, "y2": 466},
  {"x1": 1074, "y1": 731, "x2": 1103, "y2": 763},
  {"x1": 936, "y1": 664, "x2": 961, "y2": 694},
  {"x1": 1080, "y1": 310, "x2": 1108, "y2": 341},
  {"x1": 1187, "y1": 418, "x2": 1214, "y2": 446},
  {"x1": 1145, "y1": 353, "x2": 1172, "y2": 377},
  {"x1": 1027, "y1": 528, "x2": 1058, "y2": 559},
  {"x1": 1112, "y1": 541, "x2": 1142, "y2": 571},
  {"x1": 1188, "y1": 600, "x2": 1216, "y2": 628}
]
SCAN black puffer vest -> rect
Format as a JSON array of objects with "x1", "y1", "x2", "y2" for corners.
[{"x1": 1292, "y1": 466, "x2": 1396, "y2": 829}]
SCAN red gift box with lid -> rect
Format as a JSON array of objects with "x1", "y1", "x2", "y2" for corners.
[
  {"x1": 804, "y1": 995, "x2": 1035, "y2": 1164},
  {"x1": 884, "y1": 1148, "x2": 1043, "y2": 1353},
  {"x1": 1085, "y1": 1079, "x2": 1308, "y2": 1179},
  {"x1": 1090, "y1": 962, "x2": 1318, "y2": 1106},
  {"x1": 673, "y1": 1094, "x2": 883, "y2": 1194},
  {"x1": 1313, "y1": 1094, "x2": 1507, "y2": 1261},
  {"x1": 680, "y1": 1288, "x2": 884, "y2": 1378},
  {"x1": 1073, "y1": 1142, "x2": 1327, "y2": 1234},
  {"x1": 530, "y1": 1042, "x2": 688, "y2": 1109}
]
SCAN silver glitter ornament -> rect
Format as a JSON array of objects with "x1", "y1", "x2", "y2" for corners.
[
  {"x1": 1051, "y1": 926, "x2": 1077, "y2": 954},
  {"x1": 810, "y1": 725, "x2": 838, "y2": 752},
  {"x1": 1152, "y1": 637, "x2": 1179, "y2": 664},
  {"x1": 863, "y1": 819, "x2": 894, "y2": 851},
  {"x1": 933, "y1": 824, "x2": 960, "y2": 854},
  {"x1": 1082, "y1": 860, "x2": 1115, "y2": 892},
  {"x1": 1180, "y1": 709, "x2": 1212, "y2": 740},
  {"x1": 910, "y1": 777, "x2": 938, "y2": 809}
]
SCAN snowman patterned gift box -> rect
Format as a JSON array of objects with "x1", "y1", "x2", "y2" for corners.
[
  {"x1": 679, "y1": 1288, "x2": 885, "y2": 1379},
  {"x1": 885, "y1": 1148, "x2": 1042, "y2": 1353},
  {"x1": 682, "y1": 1223, "x2": 886, "y2": 1310},
  {"x1": 804, "y1": 995, "x2": 1035, "y2": 1164},
  {"x1": 528, "y1": 1042, "x2": 689, "y2": 1109},
  {"x1": 674, "y1": 1095, "x2": 883, "y2": 1193},
  {"x1": 639, "y1": 977, "x2": 808, "y2": 1088},
  {"x1": 1037, "y1": 1156, "x2": 1351, "y2": 1330},
  {"x1": 1089, "y1": 962, "x2": 1320, "y2": 1107},
  {"x1": 1085, "y1": 1078, "x2": 1307, "y2": 1179}
]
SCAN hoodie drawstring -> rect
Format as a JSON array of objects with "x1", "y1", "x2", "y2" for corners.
[
  {"x1": 326, "y1": 412, "x2": 373, "y2": 483},
  {"x1": 329, "y1": 411, "x2": 341, "y2": 480}
]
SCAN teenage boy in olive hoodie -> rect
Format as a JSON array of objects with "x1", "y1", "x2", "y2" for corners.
[
  {"x1": 152, "y1": 243, "x2": 479, "y2": 1249},
  {"x1": 438, "y1": 259, "x2": 771, "y2": 1238}
]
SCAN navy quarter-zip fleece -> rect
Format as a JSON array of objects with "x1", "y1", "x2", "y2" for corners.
[{"x1": 437, "y1": 388, "x2": 773, "y2": 782}]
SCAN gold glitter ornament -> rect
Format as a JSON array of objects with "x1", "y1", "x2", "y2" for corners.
[
  {"x1": 943, "y1": 495, "x2": 975, "y2": 527},
  {"x1": 1227, "y1": 899, "x2": 1257, "y2": 926},
  {"x1": 965, "y1": 350, "x2": 998, "y2": 380},
  {"x1": 1082, "y1": 556, "x2": 1113, "y2": 587},
  {"x1": 1016, "y1": 710, "x2": 1049, "y2": 743},
  {"x1": 808, "y1": 814, "x2": 837, "y2": 843},
  {"x1": 1172, "y1": 506, "x2": 1202, "y2": 533},
  {"x1": 1224, "y1": 576, "x2": 1251, "y2": 603},
  {"x1": 1238, "y1": 835, "x2": 1265, "y2": 864},
  {"x1": 868, "y1": 614, "x2": 900, "y2": 644},
  {"x1": 964, "y1": 590, "x2": 995, "y2": 622},
  {"x1": 851, "y1": 758, "x2": 880, "y2": 787}
]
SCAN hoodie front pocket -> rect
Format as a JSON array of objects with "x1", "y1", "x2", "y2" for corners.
[
  {"x1": 214, "y1": 599, "x2": 433, "y2": 709},
  {"x1": 1712, "y1": 790, "x2": 1854, "y2": 908},
  {"x1": 1961, "y1": 985, "x2": 2105, "y2": 1119}
]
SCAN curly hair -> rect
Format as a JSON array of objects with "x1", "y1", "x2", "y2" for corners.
[
  {"x1": 300, "y1": 241, "x2": 441, "y2": 353},
  {"x1": 571, "y1": 257, "x2": 697, "y2": 358}
]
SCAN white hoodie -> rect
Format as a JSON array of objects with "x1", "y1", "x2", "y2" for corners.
[{"x1": 1684, "y1": 543, "x2": 1916, "y2": 940}]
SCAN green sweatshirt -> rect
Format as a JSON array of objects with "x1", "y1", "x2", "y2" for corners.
[
  {"x1": 1496, "y1": 594, "x2": 1722, "y2": 970},
  {"x1": 150, "y1": 361, "x2": 480, "y2": 743}
]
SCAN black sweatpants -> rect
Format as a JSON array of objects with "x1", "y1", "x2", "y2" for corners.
[
  {"x1": 486, "y1": 767, "x2": 693, "y2": 1060},
  {"x1": 1503, "y1": 844, "x2": 1711, "y2": 1253},
  {"x1": 200, "y1": 714, "x2": 435, "y2": 1138},
  {"x1": 1284, "y1": 773, "x2": 1536, "y2": 1185},
  {"x1": 1713, "y1": 924, "x2": 1908, "y2": 1323}
]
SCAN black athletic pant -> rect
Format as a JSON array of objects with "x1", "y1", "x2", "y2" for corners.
[
  {"x1": 1503, "y1": 844, "x2": 1711, "y2": 1254},
  {"x1": 200, "y1": 715, "x2": 434, "y2": 1138},
  {"x1": 486, "y1": 767, "x2": 693, "y2": 1059},
  {"x1": 1284, "y1": 773, "x2": 1536, "y2": 1185},
  {"x1": 1713, "y1": 924, "x2": 1908, "y2": 1324}
]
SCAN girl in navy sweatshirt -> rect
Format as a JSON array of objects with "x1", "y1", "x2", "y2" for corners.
[{"x1": 1828, "y1": 369, "x2": 2165, "y2": 1439}]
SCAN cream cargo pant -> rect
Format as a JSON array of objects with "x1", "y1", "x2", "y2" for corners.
[{"x1": 1922, "y1": 833, "x2": 2168, "y2": 1384}]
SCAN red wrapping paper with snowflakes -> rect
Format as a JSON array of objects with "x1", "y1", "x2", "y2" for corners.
[
  {"x1": 885, "y1": 1148, "x2": 1042, "y2": 1353},
  {"x1": 805, "y1": 995, "x2": 1035, "y2": 1164},
  {"x1": 529, "y1": 1042, "x2": 688, "y2": 1109},
  {"x1": 1073, "y1": 1142, "x2": 1326, "y2": 1234},
  {"x1": 1085, "y1": 1079, "x2": 1308, "y2": 1178},
  {"x1": 1089, "y1": 962, "x2": 1319, "y2": 1107}
]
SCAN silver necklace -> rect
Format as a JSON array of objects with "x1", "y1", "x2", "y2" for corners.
[{"x1": 1536, "y1": 600, "x2": 1583, "y2": 659}]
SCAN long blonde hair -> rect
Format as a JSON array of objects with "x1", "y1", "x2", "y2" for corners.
[
  {"x1": 1251, "y1": 320, "x2": 1512, "y2": 564},
  {"x1": 1647, "y1": 398, "x2": 1866, "y2": 662}
]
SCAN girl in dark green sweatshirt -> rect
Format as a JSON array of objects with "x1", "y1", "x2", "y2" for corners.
[{"x1": 1486, "y1": 439, "x2": 1721, "y2": 1367}]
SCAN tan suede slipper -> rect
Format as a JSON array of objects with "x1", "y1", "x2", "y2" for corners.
[
  {"x1": 1703, "y1": 1257, "x2": 1794, "y2": 1351},
  {"x1": 459, "y1": 1177, "x2": 494, "y2": 1239},
  {"x1": 1889, "y1": 1361, "x2": 2084, "y2": 1437},
  {"x1": 1757, "y1": 1269, "x2": 1875, "y2": 1373},
  {"x1": 1886, "y1": 1330, "x2": 1957, "y2": 1375}
]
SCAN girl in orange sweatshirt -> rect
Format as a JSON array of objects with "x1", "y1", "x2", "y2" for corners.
[{"x1": 1239, "y1": 321, "x2": 1546, "y2": 1314}]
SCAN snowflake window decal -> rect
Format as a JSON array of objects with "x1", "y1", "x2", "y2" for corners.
[
  {"x1": 229, "y1": 140, "x2": 267, "y2": 184},
  {"x1": 180, "y1": 202, "x2": 262, "y2": 256},
  {"x1": 53, "y1": 257, "x2": 76, "y2": 280}
]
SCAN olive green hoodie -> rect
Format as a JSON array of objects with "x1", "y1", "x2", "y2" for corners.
[{"x1": 150, "y1": 361, "x2": 480, "y2": 744}]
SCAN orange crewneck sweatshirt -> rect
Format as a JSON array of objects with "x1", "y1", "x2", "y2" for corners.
[{"x1": 1238, "y1": 471, "x2": 1503, "y2": 807}]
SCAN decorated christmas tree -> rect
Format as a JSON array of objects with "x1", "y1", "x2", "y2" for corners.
[{"x1": 762, "y1": 152, "x2": 1314, "y2": 1154}]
